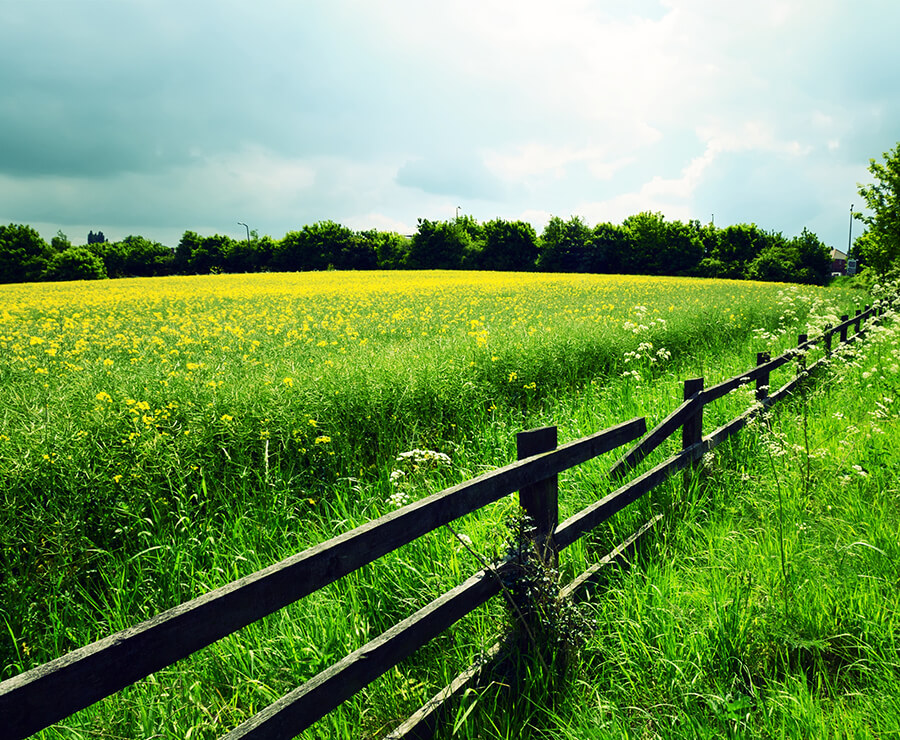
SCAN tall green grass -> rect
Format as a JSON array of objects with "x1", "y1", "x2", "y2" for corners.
[
  {"x1": 448, "y1": 287, "x2": 900, "y2": 739},
  {"x1": 0, "y1": 274, "x2": 879, "y2": 738}
]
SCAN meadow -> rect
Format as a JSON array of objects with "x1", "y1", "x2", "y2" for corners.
[{"x1": 0, "y1": 271, "x2": 884, "y2": 737}]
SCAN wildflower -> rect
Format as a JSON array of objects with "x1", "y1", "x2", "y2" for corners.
[
  {"x1": 95, "y1": 391, "x2": 113, "y2": 403},
  {"x1": 220, "y1": 414, "x2": 234, "y2": 422},
  {"x1": 283, "y1": 377, "x2": 294, "y2": 387},
  {"x1": 315, "y1": 435, "x2": 331, "y2": 444},
  {"x1": 389, "y1": 490, "x2": 410, "y2": 508}
]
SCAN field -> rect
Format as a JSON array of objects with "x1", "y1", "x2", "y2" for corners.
[{"x1": 1, "y1": 271, "x2": 891, "y2": 737}]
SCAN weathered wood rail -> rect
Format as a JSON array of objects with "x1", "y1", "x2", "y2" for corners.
[{"x1": 0, "y1": 302, "x2": 882, "y2": 739}]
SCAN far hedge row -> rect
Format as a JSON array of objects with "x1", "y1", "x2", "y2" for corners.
[{"x1": 0, "y1": 212, "x2": 835, "y2": 285}]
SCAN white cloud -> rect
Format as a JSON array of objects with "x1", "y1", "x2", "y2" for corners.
[{"x1": 1, "y1": 0, "x2": 899, "y2": 252}]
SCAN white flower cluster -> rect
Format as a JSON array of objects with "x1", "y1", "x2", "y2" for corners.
[
  {"x1": 387, "y1": 448, "x2": 453, "y2": 508},
  {"x1": 622, "y1": 305, "x2": 668, "y2": 335},
  {"x1": 395, "y1": 448, "x2": 452, "y2": 469}
]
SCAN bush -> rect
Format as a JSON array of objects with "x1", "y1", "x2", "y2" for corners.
[{"x1": 44, "y1": 247, "x2": 107, "y2": 281}]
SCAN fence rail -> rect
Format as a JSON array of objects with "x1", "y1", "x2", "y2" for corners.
[{"x1": 0, "y1": 301, "x2": 883, "y2": 740}]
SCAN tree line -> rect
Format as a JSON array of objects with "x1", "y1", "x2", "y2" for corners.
[{"x1": 0, "y1": 212, "x2": 841, "y2": 285}]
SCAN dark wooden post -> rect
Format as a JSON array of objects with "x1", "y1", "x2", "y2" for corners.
[
  {"x1": 854, "y1": 308, "x2": 862, "y2": 335},
  {"x1": 682, "y1": 377, "x2": 704, "y2": 451},
  {"x1": 839, "y1": 314, "x2": 849, "y2": 344},
  {"x1": 682, "y1": 377, "x2": 704, "y2": 494},
  {"x1": 824, "y1": 325, "x2": 833, "y2": 355},
  {"x1": 756, "y1": 352, "x2": 770, "y2": 404},
  {"x1": 517, "y1": 426, "x2": 559, "y2": 567}
]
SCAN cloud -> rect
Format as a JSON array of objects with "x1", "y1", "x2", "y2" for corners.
[
  {"x1": 1, "y1": 0, "x2": 899, "y2": 252},
  {"x1": 396, "y1": 152, "x2": 507, "y2": 200}
]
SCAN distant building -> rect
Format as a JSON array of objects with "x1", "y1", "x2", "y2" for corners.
[{"x1": 830, "y1": 248, "x2": 848, "y2": 275}]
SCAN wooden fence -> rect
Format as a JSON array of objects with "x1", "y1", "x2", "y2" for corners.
[{"x1": 0, "y1": 303, "x2": 882, "y2": 739}]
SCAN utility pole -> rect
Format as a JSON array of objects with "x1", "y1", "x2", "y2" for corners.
[
  {"x1": 847, "y1": 204, "x2": 853, "y2": 255},
  {"x1": 238, "y1": 221, "x2": 250, "y2": 247}
]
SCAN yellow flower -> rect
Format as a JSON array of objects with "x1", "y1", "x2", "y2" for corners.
[
  {"x1": 283, "y1": 377, "x2": 294, "y2": 387},
  {"x1": 95, "y1": 391, "x2": 113, "y2": 403},
  {"x1": 314, "y1": 435, "x2": 331, "y2": 445},
  {"x1": 220, "y1": 414, "x2": 234, "y2": 422}
]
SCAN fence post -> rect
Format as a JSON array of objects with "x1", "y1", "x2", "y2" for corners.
[
  {"x1": 756, "y1": 352, "x2": 770, "y2": 404},
  {"x1": 824, "y1": 325, "x2": 833, "y2": 356},
  {"x1": 859, "y1": 306, "x2": 871, "y2": 337},
  {"x1": 839, "y1": 314, "x2": 849, "y2": 344},
  {"x1": 682, "y1": 377, "x2": 704, "y2": 493},
  {"x1": 517, "y1": 426, "x2": 559, "y2": 567},
  {"x1": 854, "y1": 309, "x2": 862, "y2": 335},
  {"x1": 682, "y1": 377, "x2": 704, "y2": 450}
]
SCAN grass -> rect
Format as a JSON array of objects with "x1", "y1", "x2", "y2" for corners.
[
  {"x1": 448, "y1": 285, "x2": 900, "y2": 739},
  {"x1": 0, "y1": 271, "x2": 883, "y2": 738}
]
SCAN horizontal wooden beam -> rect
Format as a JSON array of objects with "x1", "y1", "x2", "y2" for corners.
[
  {"x1": 608, "y1": 394, "x2": 701, "y2": 478},
  {"x1": 222, "y1": 564, "x2": 509, "y2": 739},
  {"x1": 0, "y1": 416, "x2": 645, "y2": 739},
  {"x1": 388, "y1": 515, "x2": 664, "y2": 740},
  {"x1": 555, "y1": 441, "x2": 705, "y2": 551}
]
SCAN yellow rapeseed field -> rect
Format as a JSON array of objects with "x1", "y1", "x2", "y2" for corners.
[{"x1": 0, "y1": 270, "x2": 810, "y2": 383}]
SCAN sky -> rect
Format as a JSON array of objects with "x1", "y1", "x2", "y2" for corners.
[{"x1": 2, "y1": 0, "x2": 899, "y2": 252}]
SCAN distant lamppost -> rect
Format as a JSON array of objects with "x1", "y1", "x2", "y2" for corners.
[
  {"x1": 456, "y1": 206, "x2": 461, "y2": 220},
  {"x1": 847, "y1": 204, "x2": 854, "y2": 254},
  {"x1": 238, "y1": 221, "x2": 250, "y2": 247}
]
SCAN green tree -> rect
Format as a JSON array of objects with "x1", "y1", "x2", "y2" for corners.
[
  {"x1": 43, "y1": 246, "x2": 107, "y2": 281},
  {"x1": 536, "y1": 216, "x2": 591, "y2": 272},
  {"x1": 856, "y1": 142, "x2": 900, "y2": 275},
  {"x1": 118, "y1": 235, "x2": 175, "y2": 276},
  {"x1": 51, "y1": 230, "x2": 71, "y2": 253},
  {"x1": 788, "y1": 227, "x2": 831, "y2": 285},
  {"x1": 0, "y1": 223, "x2": 52, "y2": 283},
  {"x1": 589, "y1": 222, "x2": 631, "y2": 273},
  {"x1": 275, "y1": 221, "x2": 356, "y2": 271},
  {"x1": 175, "y1": 231, "x2": 231, "y2": 273},
  {"x1": 699, "y1": 223, "x2": 766, "y2": 279},
  {"x1": 370, "y1": 230, "x2": 410, "y2": 270},
  {"x1": 479, "y1": 219, "x2": 538, "y2": 271},
  {"x1": 407, "y1": 218, "x2": 476, "y2": 270},
  {"x1": 620, "y1": 212, "x2": 703, "y2": 276},
  {"x1": 226, "y1": 231, "x2": 274, "y2": 273}
]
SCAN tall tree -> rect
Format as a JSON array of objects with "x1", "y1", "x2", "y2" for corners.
[
  {"x1": 536, "y1": 216, "x2": 591, "y2": 272},
  {"x1": 479, "y1": 218, "x2": 538, "y2": 271},
  {"x1": 856, "y1": 142, "x2": 900, "y2": 275},
  {"x1": 0, "y1": 224, "x2": 51, "y2": 283},
  {"x1": 407, "y1": 218, "x2": 475, "y2": 270},
  {"x1": 621, "y1": 212, "x2": 703, "y2": 276},
  {"x1": 275, "y1": 221, "x2": 356, "y2": 271}
]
